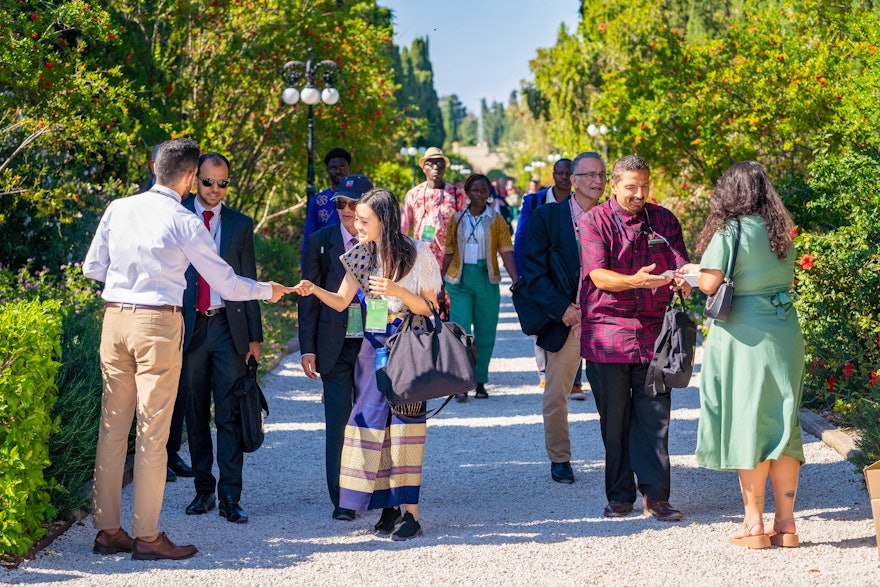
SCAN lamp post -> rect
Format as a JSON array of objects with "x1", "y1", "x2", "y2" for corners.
[
  {"x1": 587, "y1": 123, "x2": 610, "y2": 161},
  {"x1": 399, "y1": 145, "x2": 426, "y2": 187},
  {"x1": 281, "y1": 49, "x2": 340, "y2": 201}
]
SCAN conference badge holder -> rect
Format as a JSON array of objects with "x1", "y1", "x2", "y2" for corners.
[{"x1": 365, "y1": 298, "x2": 389, "y2": 333}]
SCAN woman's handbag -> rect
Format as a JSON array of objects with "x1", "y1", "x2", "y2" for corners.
[
  {"x1": 231, "y1": 356, "x2": 269, "y2": 453},
  {"x1": 704, "y1": 218, "x2": 741, "y2": 321},
  {"x1": 376, "y1": 302, "x2": 477, "y2": 415}
]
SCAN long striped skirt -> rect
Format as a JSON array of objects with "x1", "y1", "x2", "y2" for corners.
[{"x1": 338, "y1": 330, "x2": 426, "y2": 511}]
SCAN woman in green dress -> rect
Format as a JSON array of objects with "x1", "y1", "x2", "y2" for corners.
[{"x1": 682, "y1": 161, "x2": 804, "y2": 550}]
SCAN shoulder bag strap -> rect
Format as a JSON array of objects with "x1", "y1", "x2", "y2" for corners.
[{"x1": 725, "y1": 218, "x2": 742, "y2": 283}]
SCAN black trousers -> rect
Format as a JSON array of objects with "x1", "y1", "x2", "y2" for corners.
[
  {"x1": 585, "y1": 361, "x2": 672, "y2": 503},
  {"x1": 183, "y1": 313, "x2": 247, "y2": 499},
  {"x1": 166, "y1": 373, "x2": 189, "y2": 465},
  {"x1": 320, "y1": 338, "x2": 360, "y2": 508}
]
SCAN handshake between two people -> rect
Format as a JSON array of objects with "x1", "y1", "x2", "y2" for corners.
[{"x1": 268, "y1": 281, "x2": 299, "y2": 303}]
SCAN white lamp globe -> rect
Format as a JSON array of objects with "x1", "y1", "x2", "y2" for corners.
[
  {"x1": 587, "y1": 123, "x2": 599, "y2": 137},
  {"x1": 281, "y1": 87, "x2": 300, "y2": 105},
  {"x1": 301, "y1": 86, "x2": 321, "y2": 105},
  {"x1": 407, "y1": 147, "x2": 417, "y2": 156},
  {"x1": 599, "y1": 124, "x2": 609, "y2": 135},
  {"x1": 321, "y1": 87, "x2": 340, "y2": 105}
]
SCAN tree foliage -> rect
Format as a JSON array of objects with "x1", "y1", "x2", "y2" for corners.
[{"x1": 395, "y1": 37, "x2": 445, "y2": 148}]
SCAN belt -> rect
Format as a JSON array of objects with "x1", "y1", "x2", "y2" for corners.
[
  {"x1": 106, "y1": 302, "x2": 180, "y2": 313},
  {"x1": 199, "y1": 307, "x2": 226, "y2": 317}
]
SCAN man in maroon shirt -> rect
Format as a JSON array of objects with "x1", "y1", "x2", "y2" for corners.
[{"x1": 579, "y1": 154, "x2": 691, "y2": 522}]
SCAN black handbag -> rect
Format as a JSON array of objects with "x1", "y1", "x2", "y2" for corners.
[
  {"x1": 646, "y1": 291, "x2": 697, "y2": 396},
  {"x1": 704, "y1": 218, "x2": 741, "y2": 321},
  {"x1": 231, "y1": 356, "x2": 269, "y2": 453},
  {"x1": 376, "y1": 302, "x2": 476, "y2": 417},
  {"x1": 511, "y1": 277, "x2": 556, "y2": 336}
]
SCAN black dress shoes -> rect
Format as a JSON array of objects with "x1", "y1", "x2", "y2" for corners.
[
  {"x1": 550, "y1": 461, "x2": 575, "y2": 484},
  {"x1": 603, "y1": 500, "x2": 634, "y2": 518},
  {"x1": 332, "y1": 507, "x2": 356, "y2": 521},
  {"x1": 168, "y1": 458, "x2": 194, "y2": 478},
  {"x1": 166, "y1": 467, "x2": 177, "y2": 483},
  {"x1": 643, "y1": 496, "x2": 684, "y2": 522},
  {"x1": 185, "y1": 493, "x2": 216, "y2": 515},
  {"x1": 219, "y1": 495, "x2": 248, "y2": 523}
]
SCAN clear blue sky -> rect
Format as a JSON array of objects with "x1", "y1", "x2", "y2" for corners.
[{"x1": 380, "y1": 0, "x2": 580, "y2": 114}]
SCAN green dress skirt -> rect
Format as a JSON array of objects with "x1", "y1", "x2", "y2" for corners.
[{"x1": 695, "y1": 216, "x2": 805, "y2": 471}]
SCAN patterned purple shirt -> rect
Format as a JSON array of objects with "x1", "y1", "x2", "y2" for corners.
[{"x1": 579, "y1": 199, "x2": 689, "y2": 363}]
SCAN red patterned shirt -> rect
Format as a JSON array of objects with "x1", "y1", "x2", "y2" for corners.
[
  {"x1": 401, "y1": 181, "x2": 467, "y2": 266},
  {"x1": 579, "y1": 199, "x2": 689, "y2": 363}
]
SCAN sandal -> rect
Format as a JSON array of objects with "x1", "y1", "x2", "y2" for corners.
[
  {"x1": 728, "y1": 522, "x2": 771, "y2": 549},
  {"x1": 769, "y1": 518, "x2": 800, "y2": 548},
  {"x1": 474, "y1": 383, "x2": 489, "y2": 399}
]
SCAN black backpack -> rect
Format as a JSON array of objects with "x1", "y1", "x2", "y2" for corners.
[{"x1": 645, "y1": 291, "x2": 697, "y2": 396}]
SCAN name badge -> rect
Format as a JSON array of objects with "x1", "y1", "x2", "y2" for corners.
[
  {"x1": 365, "y1": 299, "x2": 389, "y2": 332},
  {"x1": 420, "y1": 225, "x2": 436, "y2": 243},
  {"x1": 345, "y1": 304, "x2": 364, "y2": 338},
  {"x1": 463, "y1": 242, "x2": 479, "y2": 264}
]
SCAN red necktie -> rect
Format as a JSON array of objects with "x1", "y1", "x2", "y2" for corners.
[{"x1": 196, "y1": 210, "x2": 215, "y2": 313}]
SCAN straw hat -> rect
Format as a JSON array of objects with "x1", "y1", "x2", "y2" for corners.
[{"x1": 418, "y1": 146, "x2": 450, "y2": 167}]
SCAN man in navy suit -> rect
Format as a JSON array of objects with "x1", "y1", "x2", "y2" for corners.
[
  {"x1": 521, "y1": 152, "x2": 606, "y2": 485},
  {"x1": 180, "y1": 152, "x2": 262, "y2": 524},
  {"x1": 298, "y1": 173, "x2": 373, "y2": 522}
]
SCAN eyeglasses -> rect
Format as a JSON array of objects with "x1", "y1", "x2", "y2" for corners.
[
  {"x1": 424, "y1": 160, "x2": 446, "y2": 169},
  {"x1": 197, "y1": 176, "x2": 230, "y2": 189},
  {"x1": 572, "y1": 172, "x2": 608, "y2": 183},
  {"x1": 334, "y1": 199, "x2": 358, "y2": 210}
]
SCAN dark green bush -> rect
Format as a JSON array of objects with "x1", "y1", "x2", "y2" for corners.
[{"x1": 0, "y1": 299, "x2": 63, "y2": 556}]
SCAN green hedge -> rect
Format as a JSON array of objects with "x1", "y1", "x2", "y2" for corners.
[{"x1": 0, "y1": 299, "x2": 63, "y2": 556}]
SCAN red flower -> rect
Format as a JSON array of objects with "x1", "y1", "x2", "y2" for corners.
[
  {"x1": 798, "y1": 254, "x2": 814, "y2": 270},
  {"x1": 31, "y1": 13, "x2": 38, "y2": 20},
  {"x1": 790, "y1": 227, "x2": 798, "y2": 238},
  {"x1": 844, "y1": 362, "x2": 853, "y2": 379},
  {"x1": 598, "y1": 22, "x2": 606, "y2": 31},
  {"x1": 872, "y1": 371, "x2": 878, "y2": 386},
  {"x1": 45, "y1": 62, "x2": 52, "y2": 70},
  {"x1": 827, "y1": 375, "x2": 836, "y2": 393}
]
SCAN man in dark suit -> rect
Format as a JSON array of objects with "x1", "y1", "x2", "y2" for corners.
[
  {"x1": 521, "y1": 152, "x2": 606, "y2": 484},
  {"x1": 181, "y1": 152, "x2": 262, "y2": 524},
  {"x1": 298, "y1": 173, "x2": 373, "y2": 522}
]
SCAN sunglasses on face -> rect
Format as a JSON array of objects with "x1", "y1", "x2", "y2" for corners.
[
  {"x1": 334, "y1": 199, "x2": 358, "y2": 210},
  {"x1": 197, "y1": 176, "x2": 230, "y2": 189}
]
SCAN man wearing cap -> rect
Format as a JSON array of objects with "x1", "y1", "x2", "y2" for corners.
[
  {"x1": 401, "y1": 147, "x2": 467, "y2": 269},
  {"x1": 299, "y1": 174, "x2": 373, "y2": 522},
  {"x1": 180, "y1": 152, "x2": 264, "y2": 525},
  {"x1": 301, "y1": 147, "x2": 352, "y2": 260}
]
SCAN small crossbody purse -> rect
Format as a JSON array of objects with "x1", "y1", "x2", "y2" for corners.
[{"x1": 704, "y1": 218, "x2": 741, "y2": 322}]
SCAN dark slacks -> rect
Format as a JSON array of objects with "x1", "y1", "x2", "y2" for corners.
[
  {"x1": 320, "y1": 338, "x2": 360, "y2": 507},
  {"x1": 585, "y1": 361, "x2": 672, "y2": 503},
  {"x1": 166, "y1": 375, "x2": 188, "y2": 464},
  {"x1": 183, "y1": 313, "x2": 247, "y2": 499}
]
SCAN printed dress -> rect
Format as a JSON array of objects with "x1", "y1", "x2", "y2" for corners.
[
  {"x1": 695, "y1": 215, "x2": 805, "y2": 471},
  {"x1": 337, "y1": 239, "x2": 442, "y2": 510}
]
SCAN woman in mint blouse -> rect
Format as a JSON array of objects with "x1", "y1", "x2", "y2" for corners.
[{"x1": 682, "y1": 161, "x2": 804, "y2": 550}]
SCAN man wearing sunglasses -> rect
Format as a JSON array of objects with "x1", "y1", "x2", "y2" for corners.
[
  {"x1": 579, "y1": 154, "x2": 691, "y2": 523},
  {"x1": 298, "y1": 174, "x2": 373, "y2": 522},
  {"x1": 179, "y1": 152, "x2": 263, "y2": 526}
]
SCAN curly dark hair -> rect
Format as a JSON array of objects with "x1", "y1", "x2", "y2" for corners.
[
  {"x1": 695, "y1": 161, "x2": 794, "y2": 260},
  {"x1": 358, "y1": 188, "x2": 416, "y2": 282}
]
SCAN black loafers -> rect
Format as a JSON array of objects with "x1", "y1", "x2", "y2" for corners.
[
  {"x1": 185, "y1": 493, "x2": 216, "y2": 515},
  {"x1": 168, "y1": 458, "x2": 194, "y2": 478},
  {"x1": 219, "y1": 495, "x2": 248, "y2": 523},
  {"x1": 550, "y1": 461, "x2": 575, "y2": 484},
  {"x1": 332, "y1": 507, "x2": 356, "y2": 521}
]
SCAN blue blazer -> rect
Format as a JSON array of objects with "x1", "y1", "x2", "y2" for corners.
[
  {"x1": 181, "y1": 196, "x2": 263, "y2": 354},
  {"x1": 521, "y1": 198, "x2": 581, "y2": 353}
]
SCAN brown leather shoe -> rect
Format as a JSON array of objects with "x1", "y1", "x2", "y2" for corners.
[
  {"x1": 603, "y1": 500, "x2": 634, "y2": 518},
  {"x1": 643, "y1": 496, "x2": 684, "y2": 522},
  {"x1": 93, "y1": 529, "x2": 135, "y2": 555},
  {"x1": 131, "y1": 533, "x2": 197, "y2": 560}
]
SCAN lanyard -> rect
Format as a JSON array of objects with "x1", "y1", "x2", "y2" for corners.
[
  {"x1": 420, "y1": 183, "x2": 447, "y2": 226},
  {"x1": 466, "y1": 213, "x2": 481, "y2": 242}
]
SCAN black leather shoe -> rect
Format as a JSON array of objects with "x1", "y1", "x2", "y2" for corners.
[
  {"x1": 185, "y1": 493, "x2": 215, "y2": 515},
  {"x1": 168, "y1": 458, "x2": 194, "y2": 478},
  {"x1": 603, "y1": 500, "x2": 634, "y2": 518},
  {"x1": 219, "y1": 495, "x2": 248, "y2": 523},
  {"x1": 643, "y1": 496, "x2": 683, "y2": 522},
  {"x1": 550, "y1": 461, "x2": 575, "y2": 484},
  {"x1": 166, "y1": 467, "x2": 177, "y2": 483},
  {"x1": 390, "y1": 512, "x2": 422, "y2": 541},
  {"x1": 374, "y1": 507, "x2": 403, "y2": 535},
  {"x1": 332, "y1": 507, "x2": 356, "y2": 521}
]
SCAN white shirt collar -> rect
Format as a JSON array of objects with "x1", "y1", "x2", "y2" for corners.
[{"x1": 193, "y1": 197, "x2": 222, "y2": 217}]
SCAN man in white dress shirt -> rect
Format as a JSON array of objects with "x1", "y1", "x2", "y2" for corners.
[{"x1": 83, "y1": 138, "x2": 289, "y2": 560}]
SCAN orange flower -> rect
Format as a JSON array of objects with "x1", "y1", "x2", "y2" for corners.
[{"x1": 798, "y1": 254, "x2": 814, "y2": 270}]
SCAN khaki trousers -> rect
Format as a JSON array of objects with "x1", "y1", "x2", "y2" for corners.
[
  {"x1": 542, "y1": 328, "x2": 582, "y2": 463},
  {"x1": 93, "y1": 305, "x2": 183, "y2": 538}
]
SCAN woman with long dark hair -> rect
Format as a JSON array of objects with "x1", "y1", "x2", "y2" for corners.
[
  {"x1": 682, "y1": 161, "x2": 804, "y2": 549},
  {"x1": 294, "y1": 188, "x2": 441, "y2": 541},
  {"x1": 441, "y1": 174, "x2": 518, "y2": 400}
]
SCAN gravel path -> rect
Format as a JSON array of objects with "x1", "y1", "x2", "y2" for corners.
[{"x1": 5, "y1": 276, "x2": 879, "y2": 586}]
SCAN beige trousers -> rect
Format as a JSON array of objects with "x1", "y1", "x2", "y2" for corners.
[
  {"x1": 93, "y1": 305, "x2": 183, "y2": 538},
  {"x1": 542, "y1": 328, "x2": 582, "y2": 463}
]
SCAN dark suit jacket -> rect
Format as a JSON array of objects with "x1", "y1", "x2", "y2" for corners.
[
  {"x1": 521, "y1": 197, "x2": 580, "y2": 353},
  {"x1": 181, "y1": 197, "x2": 262, "y2": 354},
  {"x1": 298, "y1": 224, "x2": 350, "y2": 373}
]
